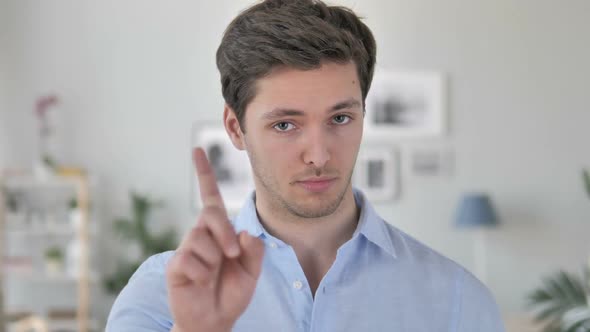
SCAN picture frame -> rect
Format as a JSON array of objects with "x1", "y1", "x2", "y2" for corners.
[
  {"x1": 353, "y1": 144, "x2": 400, "y2": 202},
  {"x1": 410, "y1": 146, "x2": 455, "y2": 177},
  {"x1": 190, "y1": 122, "x2": 254, "y2": 214},
  {"x1": 364, "y1": 69, "x2": 446, "y2": 138}
]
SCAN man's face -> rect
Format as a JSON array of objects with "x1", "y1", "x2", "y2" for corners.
[{"x1": 229, "y1": 61, "x2": 364, "y2": 219}]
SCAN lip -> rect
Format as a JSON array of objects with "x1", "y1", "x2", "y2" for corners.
[{"x1": 296, "y1": 177, "x2": 337, "y2": 193}]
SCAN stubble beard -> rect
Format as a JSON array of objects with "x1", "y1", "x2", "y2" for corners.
[{"x1": 248, "y1": 151, "x2": 354, "y2": 219}]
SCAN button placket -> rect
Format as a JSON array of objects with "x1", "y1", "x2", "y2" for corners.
[
  {"x1": 292, "y1": 280, "x2": 303, "y2": 290},
  {"x1": 277, "y1": 246, "x2": 313, "y2": 332}
]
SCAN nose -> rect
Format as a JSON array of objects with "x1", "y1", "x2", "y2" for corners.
[{"x1": 301, "y1": 126, "x2": 331, "y2": 169}]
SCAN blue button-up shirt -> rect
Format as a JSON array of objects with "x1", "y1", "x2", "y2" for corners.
[{"x1": 107, "y1": 189, "x2": 505, "y2": 331}]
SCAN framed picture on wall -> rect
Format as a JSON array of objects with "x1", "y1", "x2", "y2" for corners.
[
  {"x1": 190, "y1": 122, "x2": 254, "y2": 214},
  {"x1": 410, "y1": 146, "x2": 454, "y2": 177},
  {"x1": 353, "y1": 145, "x2": 400, "y2": 202},
  {"x1": 364, "y1": 69, "x2": 446, "y2": 138}
]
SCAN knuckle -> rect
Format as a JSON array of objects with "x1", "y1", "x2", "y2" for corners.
[
  {"x1": 173, "y1": 251, "x2": 210, "y2": 281},
  {"x1": 188, "y1": 226, "x2": 206, "y2": 241},
  {"x1": 206, "y1": 246, "x2": 223, "y2": 264},
  {"x1": 200, "y1": 205, "x2": 226, "y2": 219},
  {"x1": 199, "y1": 211, "x2": 230, "y2": 234},
  {"x1": 166, "y1": 251, "x2": 188, "y2": 275},
  {"x1": 179, "y1": 228, "x2": 202, "y2": 249},
  {"x1": 174, "y1": 250, "x2": 193, "y2": 266},
  {"x1": 195, "y1": 214, "x2": 208, "y2": 228},
  {"x1": 220, "y1": 232, "x2": 236, "y2": 247},
  {"x1": 203, "y1": 185, "x2": 221, "y2": 198},
  {"x1": 196, "y1": 237, "x2": 223, "y2": 265}
]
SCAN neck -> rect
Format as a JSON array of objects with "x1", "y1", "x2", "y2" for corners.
[{"x1": 254, "y1": 186, "x2": 360, "y2": 296}]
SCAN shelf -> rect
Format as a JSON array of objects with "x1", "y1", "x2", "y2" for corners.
[
  {"x1": 2, "y1": 174, "x2": 99, "y2": 190},
  {"x1": 4, "y1": 315, "x2": 101, "y2": 332},
  {"x1": 48, "y1": 318, "x2": 101, "y2": 332},
  {"x1": 2, "y1": 169, "x2": 97, "y2": 332},
  {"x1": 3, "y1": 270, "x2": 100, "y2": 284},
  {"x1": 5, "y1": 225, "x2": 98, "y2": 236}
]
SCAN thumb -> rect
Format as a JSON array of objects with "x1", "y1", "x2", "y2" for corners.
[{"x1": 237, "y1": 231, "x2": 265, "y2": 279}]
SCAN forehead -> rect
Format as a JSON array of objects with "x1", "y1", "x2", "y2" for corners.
[{"x1": 248, "y1": 61, "x2": 362, "y2": 114}]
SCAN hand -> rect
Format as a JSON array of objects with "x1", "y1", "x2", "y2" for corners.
[{"x1": 166, "y1": 147, "x2": 265, "y2": 332}]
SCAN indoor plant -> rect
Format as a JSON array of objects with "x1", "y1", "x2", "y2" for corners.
[
  {"x1": 527, "y1": 169, "x2": 590, "y2": 331},
  {"x1": 103, "y1": 191, "x2": 177, "y2": 294},
  {"x1": 44, "y1": 246, "x2": 64, "y2": 275}
]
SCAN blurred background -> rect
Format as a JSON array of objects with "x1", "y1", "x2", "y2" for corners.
[{"x1": 1, "y1": 0, "x2": 589, "y2": 331}]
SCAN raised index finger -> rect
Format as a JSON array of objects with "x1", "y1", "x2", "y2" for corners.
[{"x1": 193, "y1": 147, "x2": 227, "y2": 212}]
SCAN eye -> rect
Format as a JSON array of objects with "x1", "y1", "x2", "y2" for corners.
[
  {"x1": 273, "y1": 122, "x2": 295, "y2": 132},
  {"x1": 332, "y1": 114, "x2": 351, "y2": 124}
]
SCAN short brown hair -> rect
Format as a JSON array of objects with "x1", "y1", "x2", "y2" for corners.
[{"x1": 216, "y1": 0, "x2": 376, "y2": 132}]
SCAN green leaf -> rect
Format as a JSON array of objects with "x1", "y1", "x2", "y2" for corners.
[
  {"x1": 44, "y1": 246, "x2": 64, "y2": 260},
  {"x1": 113, "y1": 218, "x2": 136, "y2": 240},
  {"x1": 528, "y1": 270, "x2": 589, "y2": 332},
  {"x1": 583, "y1": 169, "x2": 590, "y2": 199},
  {"x1": 102, "y1": 261, "x2": 142, "y2": 295},
  {"x1": 563, "y1": 306, "x2": 590, "y2": 332},
  {"x1": 104, "y1": 191, "x2": 177, "y2": 295},
  {"x1": 43, "y1": 155, "x2": 58, "y2": 169}
]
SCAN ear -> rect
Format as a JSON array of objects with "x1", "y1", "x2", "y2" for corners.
[{"x1": 224, "y1": 105, "x2": 246, "y2": 150}]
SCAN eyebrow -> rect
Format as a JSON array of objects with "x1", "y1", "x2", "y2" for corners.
[{"x1": 261, "y1": 98, "x2": 362, "y2": 121}]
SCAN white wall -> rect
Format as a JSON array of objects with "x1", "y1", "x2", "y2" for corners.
[
  {"x1": 349, "y1": 0, "x2": 590, "y2": 317},
  {"x1": 2, "y1": 0, "x2": 590, "y2": 321},
  {"x1": 1, "y1": 1, "x2": 46, "y2": 168},
  {"x1": 0, "y1": 0, "x2": 10, "y2": 168}
]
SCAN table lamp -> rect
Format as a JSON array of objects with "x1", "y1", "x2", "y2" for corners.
[{"x1": 454, "y1": 192, "x2": 499, "y2": 284}]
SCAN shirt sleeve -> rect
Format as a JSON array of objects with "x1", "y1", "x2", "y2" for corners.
[
  {"x1": 106, "y1": 252, "x2": 175, "y2": 332},
  {"x1": 455, "y1": 270, "x2": 506, "y2": 332}
]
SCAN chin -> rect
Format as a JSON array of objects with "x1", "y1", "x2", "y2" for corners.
[
  {"x1": 283, "y1": 185, "x2": 349, "y2": 219},
  {"x1": 285, "y1": 203, "x2": 340, "y2": 219}
]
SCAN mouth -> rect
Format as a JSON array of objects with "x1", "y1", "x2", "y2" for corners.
[{"x1": 295, "y1": 177, "x2": 338, "y2": 193}]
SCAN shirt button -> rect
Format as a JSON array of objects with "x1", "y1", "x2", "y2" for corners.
[
  {"x1": 293, "y1": 280, "x2": 303, "y2": 290},
  {"x1": 269, "y1": 242, "x2": 278, "y2": 249}
]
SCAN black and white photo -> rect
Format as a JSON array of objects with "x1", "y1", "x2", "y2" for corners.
[
  {"x1": 365, "y1": 70, "x2": 445, "y2": 138},
  {"x1": 353, "y1": 146, "x2": 400, "y2": 202},
  {"x1": 190, "y1": 123, "x2": 254, "y2": 213}
]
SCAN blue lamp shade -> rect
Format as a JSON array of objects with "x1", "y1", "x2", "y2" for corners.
[{"x1": 454, "y1": 193, "x2": 499, "y2": 228}]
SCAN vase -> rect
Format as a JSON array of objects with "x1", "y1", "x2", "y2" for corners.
[{"x1": 45, "y1": 258, "x2": 63, "y2": 276}]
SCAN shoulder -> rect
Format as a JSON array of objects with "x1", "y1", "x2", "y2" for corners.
[
  {"x1": 381, "y1": 220, "x2": 465, "y2": 275},
  {"x1": 382, "y1": 219, "x2": 485, "y2": 290},
  {"x1": 130, "y1": 251, "x2": 176, "y2": 279},
  {"x1": 380, "y1": 221, "x2": 504, "y2": 331},
  {"x1": 454, "y1": 268, "x2": 505, "y2": 331},
  {"x1": 105, "y1": 251, "x2": 176, "y2": 331}
]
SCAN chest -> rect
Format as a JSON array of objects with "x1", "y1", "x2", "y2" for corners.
[{"x1": 232, "y1": 248, "x2": 458, "y2": 332}]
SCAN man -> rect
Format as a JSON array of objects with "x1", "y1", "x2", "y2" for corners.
[{"x1": 107, "y1": 0, "x2": 505, "y2": 331}]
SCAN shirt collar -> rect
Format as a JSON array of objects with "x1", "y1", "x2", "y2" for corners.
[
  {"x1": 231, "y1": 188, "x2": 397, "y2": 259},
  {"x1": 351, "y1": 188, "x2": 397, "y2": 258},
  {"x1": 231, "y1": 191, "x2": 266, "y2": 238}
]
